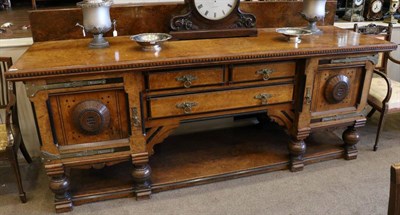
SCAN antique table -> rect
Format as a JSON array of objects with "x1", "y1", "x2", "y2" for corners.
[{"x1": 5, "y1": 26, "x2": 397, "y2": 212}]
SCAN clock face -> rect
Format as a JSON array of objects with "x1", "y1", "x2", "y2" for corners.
[
  {"x1": 354, "y1": 0, "x2": 364, "y2": 6},
  {"x1": 194, "y1": 0, "x2": 238, "y2": 20},
  {"x1": 371, "y1": 0, "x2": 383, "y2": 13}
]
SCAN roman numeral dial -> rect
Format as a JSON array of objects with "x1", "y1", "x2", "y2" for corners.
[{"x1": 194, "y1": 0, "x2": 238, "y2": 20}]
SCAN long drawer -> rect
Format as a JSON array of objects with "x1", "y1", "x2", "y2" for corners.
[
  {"x1": 147, "y1": 67, "x2": 224, "y2": 90},
  {"x1": 148, "y1": 84, "x2": 294, "y2": 118},
  {"x1": 232, "y1": 61, "x2": 296, "y2": 83}
]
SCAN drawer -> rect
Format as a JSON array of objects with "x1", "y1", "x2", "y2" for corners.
[
  {"x1": 148, "y1": 84, "x2": 293, "y2": 118},
  {"x1": 147, "y1": 67, "x2": 224, "y2": 90},
  {"x1": 232, "y1": 62, "x2": 296, "y2": 82}
]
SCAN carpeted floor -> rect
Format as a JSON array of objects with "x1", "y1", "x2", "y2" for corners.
[{"x1": 0, "y1": 113, "x2": 399, "y2": 215}]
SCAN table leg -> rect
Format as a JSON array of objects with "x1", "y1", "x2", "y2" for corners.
[
  {"x1": 342, "y1": 126, "x2": 359, "y2": 160},
  {"x1": 288, "y1": 138, "x2": 306, "y2": 172},
  {"x1": 132, "y1": 152, "x2": 152, "y2": 200},
  {"x1": 46, "y1": 164, "x2": 72, "y2": 213}
]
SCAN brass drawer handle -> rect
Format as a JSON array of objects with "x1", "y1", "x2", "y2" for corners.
[
  {"x1": 176, "y1": 74, "x2": 198, "y2": 88},
  {"x1": 255, "y1": 93, "x2": 272, "y2": 105},
  {"x1": 176, "y1": 102, "x2": 198, "y2": 114},
  {"x1": 256, "y1": 68, "x2": 274, "y2": 81}
]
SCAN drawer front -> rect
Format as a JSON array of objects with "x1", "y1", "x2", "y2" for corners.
[
  {"x1": 147, "y1": 67, "x2": 224, "y2": 90},
  {"x1": 232, "y1": 62, "x2": 296, "y2": 82},
  {"x1": 149, "y1": 84, "x2": 293, "y2": 118}
]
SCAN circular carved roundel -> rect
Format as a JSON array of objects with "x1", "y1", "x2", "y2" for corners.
[
  {"x1": 324, "y1": 74, "x2": 350, "y2": 104},
  {"x1": 72, "y1": 100, "x2": 110, "y2": 135}
]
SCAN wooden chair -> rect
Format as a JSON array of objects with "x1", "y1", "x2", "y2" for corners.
[
  {"x1": 354, "y1": 23, "x2": 400, "y2": 151},
  {"x1": 389, "y1": 163, "x2": 400, "y2": 215},
  {"x1": 0, "y1": 57, "x2": 32, "y2": 203}
]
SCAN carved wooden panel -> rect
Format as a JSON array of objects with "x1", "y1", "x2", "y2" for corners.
[
  {"x1": 311, "y1": 67, "x2": 363, "y2": 114},
  {"x1": 72, "y1": 100, "x2": 111, "y2": 135},
  {"x1": 324, "y1": 74, "x2": 350, "y2": 104},
  {"x1": 48, "y1": 89, "x2": 129, "y2": 145}
]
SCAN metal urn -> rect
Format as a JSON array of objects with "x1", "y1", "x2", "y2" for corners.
[
  {"x1": 301, "y1": 0, "x2": 327, "y2": 34},
  {"x1": 76, "y1": 0, "x2": 113, "y2": 48}
]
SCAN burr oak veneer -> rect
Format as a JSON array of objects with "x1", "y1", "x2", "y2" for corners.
[{"x1": 5, "y1": 26, "x2": 397, "y2": 212}]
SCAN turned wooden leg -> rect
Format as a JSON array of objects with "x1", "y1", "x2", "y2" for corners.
[
  {"x1": 342, "y1": 126, "x2": 359, "y2": 160},
  {"x1": 132, "y1": 153, "x2": 152, "y2": 200},
  {"x1": 288, "y1": 139, "x2": 306, "y2": 172},
  {"x1": 46, "y1": 164, "x2": 72, "y2": 213}
]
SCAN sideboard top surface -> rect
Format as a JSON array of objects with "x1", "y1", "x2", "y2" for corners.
[{"x1": 6, "y1": 26, "x2": 397, "y2": 81}]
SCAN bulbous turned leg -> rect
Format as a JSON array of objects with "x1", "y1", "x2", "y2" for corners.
[
  {"x1": 132, "y1": 164, "x2": 152, "y2": 200},
  {"x1": 342, "y1": 126, "x2": 359, "y2": 160},
  {"x1": 288, "y1": 139, "x2": 306, "y2": 172},
  {"x1": 49, "y1": 175, "x2": 72, "y2": 213}
]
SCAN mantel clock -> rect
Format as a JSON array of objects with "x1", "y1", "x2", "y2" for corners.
[
  {"x1": 170, "y1": 0, "x2": 257, "y2": 40},
  {"x1": 342, "y1": 0, "x2": 365, "y2": 21},
  {"x1": 364, "y1": 0, "x2": 384, "y2": 20}
]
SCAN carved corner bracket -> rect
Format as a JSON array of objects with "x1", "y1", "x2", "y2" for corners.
[
  {"x1": 267, "y1": 109, "x2": 294, "y2": 130},
  {"x1": 233, "y1": 11, "x2": 256, "y2": 29},
  {"x1": 170, "y1": 11, "x2": 197, "y2": 31},
  {"x1": 146, "y1": 124, "x2": 179, "y2": 155}
]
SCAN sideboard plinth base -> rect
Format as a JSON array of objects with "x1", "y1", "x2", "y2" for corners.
[{"x1": 61, "y1": 125, "x2": 351, "y2": 211}]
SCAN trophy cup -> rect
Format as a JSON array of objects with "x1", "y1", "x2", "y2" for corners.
[
  {"x1": 76, "y1": 0, "x2": 113, "y2": 48},
  {"x1": 301, "y1": 0, "x2": 328, "y2": 34},
  {"x1": 384, "y1": 0, "x2": 399, "y2": 24}
]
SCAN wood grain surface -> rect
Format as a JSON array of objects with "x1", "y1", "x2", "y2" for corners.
[
  {"x1": 28, "y1": 1, "x2": 337, "y2": 42},
  {"x1": 7, "y1": 26, "x2": 397, "y2": 81}
]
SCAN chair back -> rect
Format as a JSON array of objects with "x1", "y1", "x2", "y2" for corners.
[
  {"x1": 353, "y1": 23, "x2": 393, "y2": 73},
  {"x1": 0, "y1": 57, "x2": 13, "y2": 109}
]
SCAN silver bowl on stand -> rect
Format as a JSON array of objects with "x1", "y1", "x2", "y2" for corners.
[
  {"x1": 276, "y1": 28, "x2": 312, "y2": 43},
  {"x1": 130, "y1": 33, "x2": 172, "y2": 52}
]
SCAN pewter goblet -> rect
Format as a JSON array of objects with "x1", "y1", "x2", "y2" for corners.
[
  {"x1": 76, "y1": 0, "x2": 113, "y2": 49},
  {"x1": 301, "y1": 0, "x2": 327, "y2": 34}
]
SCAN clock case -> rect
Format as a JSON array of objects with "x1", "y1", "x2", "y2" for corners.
[
  {"x1": 341, "y1": 0, "x2": 365, "y2": 21},
  {"x1": 170, "y1": 0, "x2": 257, "y2": 40},
  {"x1": 364, "y1": 0, "x2": 384, "y2": 20}
]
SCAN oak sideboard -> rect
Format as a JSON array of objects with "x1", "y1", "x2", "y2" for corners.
[{"x1": 5, "y1": 26, "x2": 397, "y2": 212}]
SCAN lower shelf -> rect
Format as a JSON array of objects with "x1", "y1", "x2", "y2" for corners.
[{"x1": 69, "y1": 123, "x2": 346, "y2": 206}]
